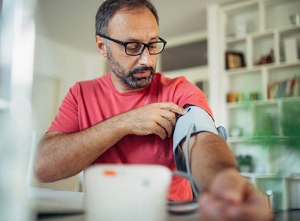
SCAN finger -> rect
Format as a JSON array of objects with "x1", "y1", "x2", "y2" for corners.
[
  {"x1": 157, "y1": 117, "x2": 173, "y2": 138},
  {"x1": 226, "y1": 185, "x2": 273, "y2": 221},
  {"x1": 158, "y1": 109, "x2": 177, "y2": 128},
  {"x1": 226, "y1": 204, "x2": 273, "y2": 221},
  {"x1": 199, "y1": 192, "x2": 273, "y2": 221},
  {"x1": 226, "y1": 192, "x2": 273, "y2": 221},
  {"x1": 159, "y1": 102, "x2": 187, "y2": 115},
  {"x1": 211, "y1": 177, "x2": 272, "y2": 221},
  {"x1": 152, "y1": 122, "x2": 167, "y2": 140},
  {"x1": 199, "y1": 193, "x2": 227, "y2": 221}
]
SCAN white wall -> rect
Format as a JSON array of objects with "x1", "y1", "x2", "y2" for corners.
[
  {"x1": 28, "y1": 6, "x2": 107, "y2": 191},
  {"x1": 33, "y1": 33, "x2": 106, "y2": 133},
  {"x1": 34, "y1": 34, "x2": 106, "y2": 109}
]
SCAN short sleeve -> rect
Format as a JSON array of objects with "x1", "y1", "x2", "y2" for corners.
[{"x1": 48, "y1": 83, "x2": 80, "y2": 133}]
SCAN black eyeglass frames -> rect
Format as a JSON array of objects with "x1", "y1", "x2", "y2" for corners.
[{"x1": 98, "y1": 34, "x2": 167, "y2": 56}]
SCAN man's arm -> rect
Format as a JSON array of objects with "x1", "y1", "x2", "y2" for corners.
[
  {"x1": 35, "y1": 115, "x2": 129, "y2": 183},
  {"x1": 182, "y1": 132, "x2": 272, "y2": 221},
  {"x1": 35, "y1": 102, "x2": 187, "y2": 183},
  {"x1": 182, "y1": 132, "x2": 236, "y2": 191}
]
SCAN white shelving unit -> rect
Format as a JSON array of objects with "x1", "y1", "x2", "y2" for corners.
[
  {"x1": 213, "y1": 0, "x2": 300, "y2": 210},
  {"x1": 158, "y1": 31, "x2": 209, "y2": 98},
  {"x1": 242, "y1": 173, "x2": 300, "y2": 210},
  {"x1": 219, "y1": 0, "x2": 300, "y2": 152}
]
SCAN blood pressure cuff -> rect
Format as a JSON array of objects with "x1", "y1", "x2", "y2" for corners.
[{"x1": 173, "y1": 106, "x2": 223, "y2": 172}]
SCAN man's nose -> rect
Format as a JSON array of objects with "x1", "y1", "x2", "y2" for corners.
[{"x1": 138, "y1": 47, "x2": 154, "y2": 66}]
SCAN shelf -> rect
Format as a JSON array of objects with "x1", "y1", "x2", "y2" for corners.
[
  {"x1": 226, "y1": 99, "x2": 278, "y2": 108},
  {"x1": 228, "y1": 135, "x2": 300, "y2": 143},
  {"x1": 160, "y1": 31, "x2": 207, "y2": 72},
  {"x1": 267, "y1": 60, "x2": 300, "y2": 70},
  {"x1": 226, "y1": 25, "x2": 300, "y2": 43},
  {"x1": 225, "y1": 59, "x2": 300, "y2": 75},
  {"x1": 224, "y1": 1, "x2": 259, "y2": 38},
  {"x1": 241, "y1": 172, "x2": 279, "y2": 179},
  {"x1": 226, "y1": 35, "x2": 247, "y2": 44},
  {"x1": 228, "y1": 136, "x2": 250, "y2": 143},
  {"x1": 264, "y1": 0, "x2": 300, "y2": 30},
  {"x1": 241, "y1": 172, "x2": 300, "y2": 211},
  {"x1": 158, "y1": 30, "x2": 209, "y2": 96},
  {"x1": 275, "y1": 25, "x2": 300, "y2": 34},
  {"x1": 226, "y1": 97, "x2": 300, "y2": 113},
  {"x1": 222, "y1": 0, "x2": 258, "y2": 12},
  {"x1": 226, "y1": 66, "x2": 261, "y2": 75}
]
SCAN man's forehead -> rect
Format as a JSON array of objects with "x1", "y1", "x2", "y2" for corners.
[
  {"x1": 107, "y1": 7, "x2": 159, "y2": 38},
  {"x1": 110, "y1": 7, "x2": 157, "y2": 24}
]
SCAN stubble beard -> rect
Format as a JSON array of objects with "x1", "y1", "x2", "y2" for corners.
[{"x1": 106, "y1": 48, "x2": 155, "y2": 89}]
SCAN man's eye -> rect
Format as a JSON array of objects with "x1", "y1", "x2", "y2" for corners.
[
  {"x1": 127, "y1": 43, "x2": 141, "y2": 50},
  {"x1": 149, "y1": 43, "x2": 157, "y2": 49}
]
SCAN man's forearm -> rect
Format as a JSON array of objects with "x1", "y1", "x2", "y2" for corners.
[
  {"x1": 188, "y1": 132, "x2": 237, "y2": 191},
  {"x1": 35, "y1": 115, "x2": 129, "y2": 183}
]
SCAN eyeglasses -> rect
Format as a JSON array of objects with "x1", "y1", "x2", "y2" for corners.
[{"x1": 98, "y1": 34, "x2": 167, "y2": 56}]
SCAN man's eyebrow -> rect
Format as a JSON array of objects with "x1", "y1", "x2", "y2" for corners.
[
  {"x1": 125, "y1": 36, "x2": 160, "y2": 42},
  {"x1": 149, "y1": 37, "x2": 160, "y2": 42}
]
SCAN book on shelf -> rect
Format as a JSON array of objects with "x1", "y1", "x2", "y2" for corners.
[{"x1": 267, "y1": 76, "x2": 300, "y2": 99}]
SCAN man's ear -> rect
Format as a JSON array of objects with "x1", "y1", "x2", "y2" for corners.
[{"x1": 96, "y1": 36, "x2": 107, "y2": 58}]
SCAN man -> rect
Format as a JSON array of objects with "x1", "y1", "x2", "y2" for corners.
[{"x1": 35, "y1": 0, "x2": 272, "y2": 220}]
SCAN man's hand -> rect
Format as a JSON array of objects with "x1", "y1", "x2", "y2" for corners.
[
  {"x1": 198, "y1": 168, "x2": 273, "y2": 221},
  {"x1": 122, "y1": 102, "x2": 187, "y2": 140}
]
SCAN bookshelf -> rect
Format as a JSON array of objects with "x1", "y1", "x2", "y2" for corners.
[
  {"x1": 206, "y1": 0, "x2": 300, "y2": 210},
  {"x1": 217, "y1": 0, "x2": 300, "y2": 164}
]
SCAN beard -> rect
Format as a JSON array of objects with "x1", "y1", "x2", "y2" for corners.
[{"x1": 106, "y1": 48, "x2": 155, "y2": 89}]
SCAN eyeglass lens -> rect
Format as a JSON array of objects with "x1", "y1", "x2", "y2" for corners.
[{"x1": 126, "y1": 42, "x2": 164, "y2": 55}]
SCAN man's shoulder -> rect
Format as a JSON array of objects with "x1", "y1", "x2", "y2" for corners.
[{"x1": 67, "y1": 73, "x2": 109, "y2": 97}]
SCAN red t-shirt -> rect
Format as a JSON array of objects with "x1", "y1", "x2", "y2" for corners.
[{"x1": 49, "y1": 72, "x2": 212, "y2": 201}]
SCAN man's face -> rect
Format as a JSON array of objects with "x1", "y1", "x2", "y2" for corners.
[
  {"x1": 106, "y1": 45, "x2": 155, "y2": 89},
  {"x1": 104, "y1": 7, "x2": 159, "y2": 92}
]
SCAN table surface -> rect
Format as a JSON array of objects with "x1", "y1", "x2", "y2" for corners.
[
  {"x1": 27, "y1": 187, "x2": 300, "y2": 221},
  {"x1": 27, "y1": 187, "x2": 199, "y2": 221},
  {"x1": 36, "y1": 211, "x2": 300, "y2": 221}
]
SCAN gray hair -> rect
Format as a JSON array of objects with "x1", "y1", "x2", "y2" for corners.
[{"x1": 95, "y1": 0, "x2": 159, "y2": 36}]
